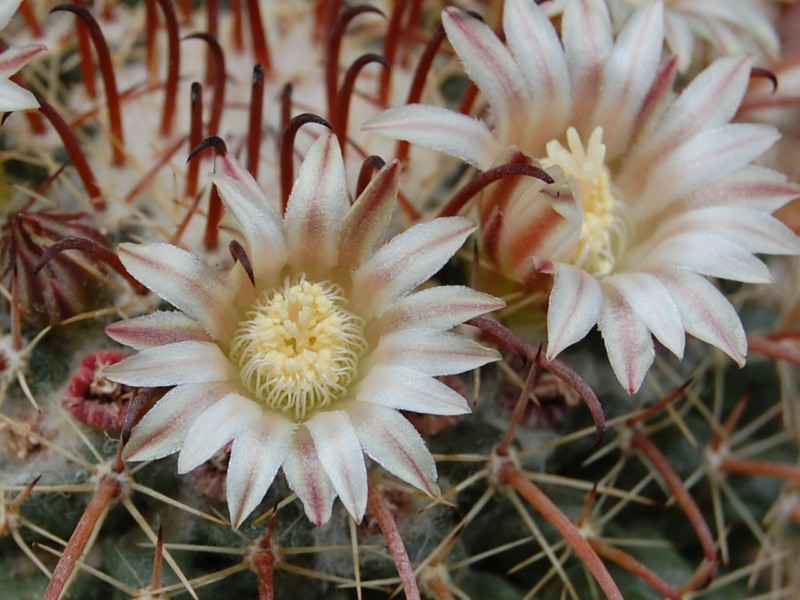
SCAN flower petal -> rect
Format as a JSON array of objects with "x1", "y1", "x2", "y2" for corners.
[
  {"x1": 0, "y1": 43, "x2": 47, "y2": 111},
  {"x1": 211, "y1": 153, "x2": 287, "y2": 284},
  {"x1": 106, "y1": 311, "x2": 210, "y2": 350},
  {"x1": 442, "y1": 6, "x2": 530, "y2": 146},
  {"x1": 284, "y1": 133, "x2": 348, "y2": 276},
  {"x1": 545, "y1": 263, "x2": 604, "y2": 359},
  {"x1": 348, "y1": 403, "x2": 438, "y2": 497},
  {"x1": 338, "y1": 160, "x2": 399, "y2": 272},
  {"x1": 655, "y1": 268, "x2": 746, "y2": 365},
  {"x1": 598, "y1": 285, "x2": 655, "y2": 394},
  {"x1": 645, "y1": 207, "x2": 800, "y2": 257},
  {"x1": 123, "y1": 382, "x2": 231, "y2": 461},
  {"x1": 637, "y1": 123, "x2": 780, "y2": 221},
  {"x1": 686, "y1": 166, "x2": 800, "y2": 213},
  {"x1": 227, "y1": 414, "x2": 295, "y2": 528},
  {"x1": 593, "y1": 2, "x2": 663, "y2": 155},
  {"x1": 503, "y1": 0, "x2": 571, "y2": 149},
  {"x1": 177, "y1": 393, "x2": 262, "y2": 473},
  {"x1": 639, "y1": 232, "x2": 772, "y2": 284},
  {"x1": 370, "y1": 286, "x2": 505, "y2": 336},
  {"x1": 306, "y1": 411, "x2": 368, "y2": 523},
  {"x1": 282, "y1": 426, "x2": 337, "y2": 526},
  {"x1": 0, "y1": 0, "x2": 22, "y2": 29},
  {"x1": 0, "y1": 43, "x2": 46, "y2": 77},
  {"x1": 0, "y1": 75, "x2": 39, "y2": 111},
  {"x1": 562, "y1": 0, "x2": 613, "y2": 132},
  {"x1": 104, "y1": 341, "x2": 232, "y2": 387},
  {"x1": 357, "y1": 365, "x2": 471, "y2": 415},
  {"x1": 627, "y1": 55, "x2": 751, "y2": 173},
  {"x1": 363, "y1": 104, "x2": 498, "y2": 170},
  {"x1": 605, "y1": 273, "x2": 684, "y2": 359},
  {"x1": 367, "y1": 328, "x2": 500, "y2": 376},
  {"x1": 351, "y1": 217, "x2": 476, "y2": 319},
  {"x1": 118, "y1": 242, "x2": 237, "y2": 341},
  {"x1": 664, "y1": 11, "x2": 695, "y2": 73}
]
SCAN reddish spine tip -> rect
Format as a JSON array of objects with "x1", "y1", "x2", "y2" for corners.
[
  {"x1": 155, "y1": 0, "x2": 181, "y2": 137},
  {"x1": 229, "y1": 239, "x2": 255, "y2": 285},
  {"x1": 188, "y1": 135, "x2": 228, "y2": 162},
  {"x1": 439, "y1": 163, "x2": 554, "y2": 218},
  {"x1": 278, "y1": 113, "x2": 332, "y2": 213},
  {"x1": 333, "y1": 53, "x2": 390, "y2": 155},
  {"x1": 184, "y1": 32, "x2": 226, "y2": 136},
  {"x1": 247, "y1": 64, "x2": 265, "y2": 179},
  {"x1": 36, "y1": 99, "x2": 104, "y2": 208},
  {"x1": 355, "y1": 155, "x2": 387, "y2": 198},
  {"x1": 246, "y1": 0, "x2": 271, "y2": 72},
  {"x1": 326, "y1": 6, "x2": 385, "y2": 121},
  {"x1": 51, "y1": 4, "x2": 126, "y2": 166}
]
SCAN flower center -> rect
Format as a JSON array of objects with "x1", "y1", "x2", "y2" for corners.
[
  {"x1": 229, "y1": 276, "x2": 367, "y2": 421},
  {"x1": 544, "y1": 127, "x2": 628, "y2": 278}
]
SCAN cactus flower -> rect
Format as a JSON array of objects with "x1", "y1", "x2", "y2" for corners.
[
  {"x1": 365, "y1": 0, "x2": 800, "y2": 393},
  {"x1": 103, "y1": 134, "x2": 503, "y2": 527}
]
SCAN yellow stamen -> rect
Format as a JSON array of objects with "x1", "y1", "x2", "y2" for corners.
[
  {"x1": 544, "y1": 126, "x2": 628, "y2": 277},
  {"x1": 230, "y1": 276, "x2": 367, "y2": 421}
]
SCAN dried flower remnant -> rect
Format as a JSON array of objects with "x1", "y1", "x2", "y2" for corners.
[
  {"x1": 366, "y1": 0, "x2": 800, "y2": 393},
  {"x1": 104, "y1": 133, "x2": 504, "y2": 527},
  {"x1": 62, "y1": 350, "x2": 135, "y2": 432},
  {"x1": 0, "y1": 207, "x2": 111, "y2": 327}
]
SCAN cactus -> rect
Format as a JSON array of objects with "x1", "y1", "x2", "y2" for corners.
[{"x1": 1, "y1": 1, "x2": 800, "y2": 599}]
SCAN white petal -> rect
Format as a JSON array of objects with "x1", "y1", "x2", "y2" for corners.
[
  {"x1": 227, "y1": 414, "x2": 295, "y2": 528},
  {"x1": 504, "y1": 0, "x2": 571, "y2": 148},
  {"x1": 351, "y1": 217, "x2": 476, "y2": 319},
  {"x1": 177, "y1": 393, "x2": 262, "y2": 473},
  {"x1": 282, "y1": 426, "x2": 337, "y2": 526},
  {"x1": 367, "y1": 328, "x2": 500, "y2": 376},
  {"x1": 0, "y1": 77, "x2": 39, "y2": 111},
  {"x1": 103, "y1": 341, "x2": 231, "y2": 387},
  {"x1": 686, "y1": 166, "x2": 800, "y2": 213},
  {"x1": 628, "y1": 56, "x2": 751, "y2": 172},
  {"x1": 284, "y1": 133, "x2": 348, "y2": 276},
  {"x1": 357, "y1": 365, "x2": 471, "y2": 415},
  {"x1": 545, "y1": 263, "x2": 603, "y2": 359},
  {"x1": 118, "y1": 243, "x2": 237, "y2": 341},
  {"x1": 106, "y1": 311, "x2": 210, "y2": 350},
  {"x1": 598, "y1": 285, "x2": 654, "y2": 394},
  {"x1": 638, "y1": 124, "x2": 780, "y2": 220},
  {"x1": 639, "y1": 232, "x2": 772, "y2": 284},
  {"x1": 338, "y1": 160, "x2": 399, "y2": 272},
  {"x1": 646, "y1": 207, "x2": 800, "y2": 256},
  {"x1": 0, "y1": 43, "x2": 46, "y2": 77},
  {"x1": 363, "y1": 104, "x2": 498, "y2": 170},
  {"x1": 664, "y1": 11, "x2": 695, "y2": 73},
  {"x1": 562, "y1": 0, "x2": 613, "y2": 131},
  {"x1": 348, "y1": 403, "x2": 438, "y2": 496},
  {"x1": 211, "y1": 153, "x2": 287, "y2": 284},
  {"x1": 0, "y1": 0, "x2": 22, "y2": 29},
  {"x1": 605, "y1": 273, "x2": 684, "y2": 359},
  {"x1": 306, "y1": 411, "x2": 368, "y2": 523},
  {"x1": 371, "y1": 286, "x2": 505, "y2": 336},
  {"x1": 123, "y1": 382, "x2": 231, "y2": 461},
  {"x1": 593, "y1": 2, "x2": 663, "y2": 155},
  {"x1": 442, "y1": 6, "x2": 530, "y2": 146},
  {"x1": 655, "y1": 268, "x2": 746, "y2": 365}
]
